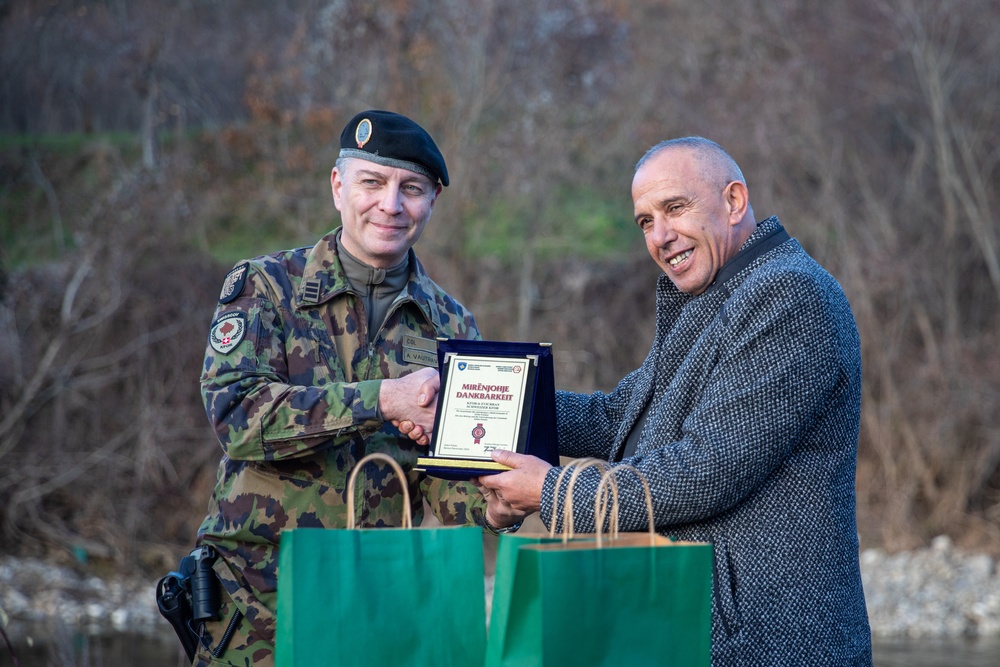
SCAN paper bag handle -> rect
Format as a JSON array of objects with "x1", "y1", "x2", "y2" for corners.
[
  {"x1": 548, "y1": 457, "x2": 599, "y2": 538},
  {"x1": 548, "y1": 457, "x2": 610, "y2": 541},
  {"x1": 346, "y1": 452, "x2": 413, "y2": 530},
  {"x1": 595, "y1": 464, "x2": 656, "y2": 548}
]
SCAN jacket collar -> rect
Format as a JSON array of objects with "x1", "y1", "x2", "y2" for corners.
[
  {"x1": 707, "y1": 216, "x2": 788, "y2": 295},
  {"x1": 294, "y1": 227, "x2": 444, "y2": 328},
  {"x1": 655, "y1": 215, "x2": 788, "y2": 300}
]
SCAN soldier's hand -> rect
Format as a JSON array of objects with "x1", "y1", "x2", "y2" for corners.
[
  {"x1": 395, "y1": 418, "x2": 430, "y2": 446},
  {"x1": 391, "y1": 369, "x2": 441, "y2": 445},
  {"x1": 380, "y1": 367, "x2": 439, "y2": 445}
]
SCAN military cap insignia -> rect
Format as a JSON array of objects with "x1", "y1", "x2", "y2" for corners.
[
  {"x1": 355, "y1": 118, "x2": 372, "y2": 148},
  {"x1": 210, "y1": 312, "x2": 247, "y2": 354},
  {"x1": 219, "y1": 263, "x2": 248, "y2": 304}
]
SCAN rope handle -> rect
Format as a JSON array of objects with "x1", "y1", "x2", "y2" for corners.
[
  {"x1": 595, "y1": 464, "x2": 656, "y2": 548},
  {"x1": 548, "y1": 457, "x2": 600, "y2": 537},
  {"x1": 346, "y1": 452, "x2": 412, "y2": 530},
  {"x1": 548, "y1": 458, "x2": 611, "y2": 542}
]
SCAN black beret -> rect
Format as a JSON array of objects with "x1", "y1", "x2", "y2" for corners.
[{"x1": 338, "y1": 110, "x2": 449, "y2": 187}]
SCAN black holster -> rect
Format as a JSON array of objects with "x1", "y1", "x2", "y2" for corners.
[
  {"x1": 156, "y1": 572, "x2": 199, "y2": 662},
  {"x1": 156, "y1": 545, "x2": 221, "y2": 662}
]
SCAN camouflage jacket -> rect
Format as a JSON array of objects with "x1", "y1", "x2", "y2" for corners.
[{"x1": 196, "y1": 227, "x2": 486, "y2": 644}]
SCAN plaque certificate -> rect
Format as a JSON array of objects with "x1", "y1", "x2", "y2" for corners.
[
  {"x1": 434, "y1": 355, "x2": 532, "y2": 460},
  {"x1": 416, "y1": 339, "x2": 559, "y2": 479}
]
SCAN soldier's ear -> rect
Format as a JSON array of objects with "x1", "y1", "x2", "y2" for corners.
[{"x1": 331, "y1": 167, "x2": 344, "y2": 211}]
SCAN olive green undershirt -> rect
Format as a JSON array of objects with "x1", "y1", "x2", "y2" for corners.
[{"x1": 337, "y1": 235, "x2": 410, "y2": 345}]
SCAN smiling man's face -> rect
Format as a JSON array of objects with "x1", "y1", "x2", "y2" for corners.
[
  {"x1": 331, "y1": 158, "x2": 441, "y2": 268},
  {"x1": 632, "y1": 147, "x2": 747, "y2": 295}
]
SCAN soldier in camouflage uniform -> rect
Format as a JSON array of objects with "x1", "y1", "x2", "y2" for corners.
[{"x1": 191, "y1": 110, "x2": 489, "y2": 666}]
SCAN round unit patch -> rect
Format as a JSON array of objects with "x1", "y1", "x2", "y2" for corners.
[
  {"x1": 355, "y1": 118, "x2": 372, "y2": 148},
  {"x1": 210, "y1": 312, "x2": 247, "y2": 355}
]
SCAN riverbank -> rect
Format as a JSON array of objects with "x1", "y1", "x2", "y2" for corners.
[
  {"x1": 861, "y1": 536, "x2": 1000, "y2": 638},
  {"x1": 1, "y1": 535, "x2": 997, "y2": 648}
]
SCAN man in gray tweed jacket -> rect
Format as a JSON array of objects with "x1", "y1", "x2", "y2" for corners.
[{"x1": 477, "y1": 137, "x2": 873, "y2": 665}]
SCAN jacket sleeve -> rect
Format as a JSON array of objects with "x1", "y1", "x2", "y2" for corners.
[
  {"x1": 200, "y1": 268, "x2": 383, "y2": 463},
  {"x1": 541, "y1": 269, "x2": 852, "y2": 533}
]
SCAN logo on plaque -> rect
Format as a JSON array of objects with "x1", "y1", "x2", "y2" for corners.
[{"x1": 472, "y1": 423, "x2": 486, "y2": 445}]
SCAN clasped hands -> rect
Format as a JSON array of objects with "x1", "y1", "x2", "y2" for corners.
[{"x1": 386, "y1": 368, "x2": 550, "y2": 530}]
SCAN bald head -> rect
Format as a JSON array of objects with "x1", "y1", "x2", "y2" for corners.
[{"x1": 636, "y1": 137, "x2": 746, "y2": 193}]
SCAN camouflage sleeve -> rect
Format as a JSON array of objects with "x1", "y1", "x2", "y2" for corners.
[
  {"x1": 420, "y1": 475, "x2": 488, "y2": 527},
  {"x1": 200, "y1": 269, "x2": 381, "y2": 463}
]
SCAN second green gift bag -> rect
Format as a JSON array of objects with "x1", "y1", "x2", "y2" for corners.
[{"x1": 486, "y1": 462, "x2": 714, "y2": 667}]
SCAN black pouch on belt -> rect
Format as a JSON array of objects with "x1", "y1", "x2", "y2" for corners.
[
  {"x1": 156, "y1": 545, "x2": 219, "y2": 662},
  {"x1": 156, "y1": 570, "x2": 199, "y2": 662}
]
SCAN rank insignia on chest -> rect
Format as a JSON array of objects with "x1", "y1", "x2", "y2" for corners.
[
  {"x1": 210, "y1": 312, "x2": 247, "y2": 354},
  {"x1": 301, "y1": 279, "x2": 322, "y2": 304},
  {"x1": 219, "y1": 263, "x2": 248, "y2": 304},
  {"x1": 402, "y1": 334, "x2": 438, "y2": 367}
]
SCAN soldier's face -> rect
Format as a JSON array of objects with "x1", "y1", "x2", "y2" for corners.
[{"x1": 331, "y1": 159, "x2": 441, "y2": 268}]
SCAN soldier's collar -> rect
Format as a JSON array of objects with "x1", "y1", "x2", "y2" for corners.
[
  {"x1": 295, "y1": 230, "x2": 443, "y2": 330},
  {"x1": 337, "y1": 236, "x2": 410, "y2": 296},
  {"x1": 296, "y1": 231, "x2": 350, "y2": 307}
]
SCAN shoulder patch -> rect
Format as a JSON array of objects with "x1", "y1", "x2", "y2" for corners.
[
  {"x1": 219, "y1": 263, "x2": 249, "y2": 304},
  {"x1": 210, "y1": 312, "x2": 247, "y2": 354}
]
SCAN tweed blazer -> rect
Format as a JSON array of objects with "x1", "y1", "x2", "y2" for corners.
[{"x1": 542, "y1": 217, "x2": 872, "y2": 666}]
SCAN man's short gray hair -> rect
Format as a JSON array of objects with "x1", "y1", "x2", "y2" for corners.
[{"x1": 636, "y1": 136, "x2": 746, "y2": 189}]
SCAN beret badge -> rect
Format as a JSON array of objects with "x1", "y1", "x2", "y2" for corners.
[{"x1": 355, "y1": 118, "x2": 372, "y2": 148}]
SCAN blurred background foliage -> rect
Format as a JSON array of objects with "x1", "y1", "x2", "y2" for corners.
[{"x1": 1, "y1": 0, "x2": 999, "y2": 574}]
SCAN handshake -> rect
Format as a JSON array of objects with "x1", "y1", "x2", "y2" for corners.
[{"x1": 379, "y1": 366, "x2": 440, "y2": 446}]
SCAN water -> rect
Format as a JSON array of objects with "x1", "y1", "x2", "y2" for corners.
[
  {"x1": 8, "y1": 630, "x2": 184, "y2": 666},
  {"x1": 873, "y1": 637, "x2": 1000, "y2": 667},
  {"x1": 7, "y1": 633, "x2": 1000, "y2": 665}
]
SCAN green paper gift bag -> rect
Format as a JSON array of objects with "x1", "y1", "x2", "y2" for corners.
[
  {"x1": 487, "y1": 463, "x2": 713, "y2": 667},
  {"x1": 276, "y1": 453, "x2": 487, "y2": 667},
  {"x1": 486, "y1": 458, "x2": 607, "y2": 667}
]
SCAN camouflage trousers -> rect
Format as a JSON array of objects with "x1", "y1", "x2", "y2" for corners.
[{"x1": 192, "y1": 595, "x2": 274, "y2": 667}]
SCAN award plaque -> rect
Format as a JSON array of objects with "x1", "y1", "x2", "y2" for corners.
[{"x1": 415, "y1": 339, "x2": 559, "y2": 480}]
